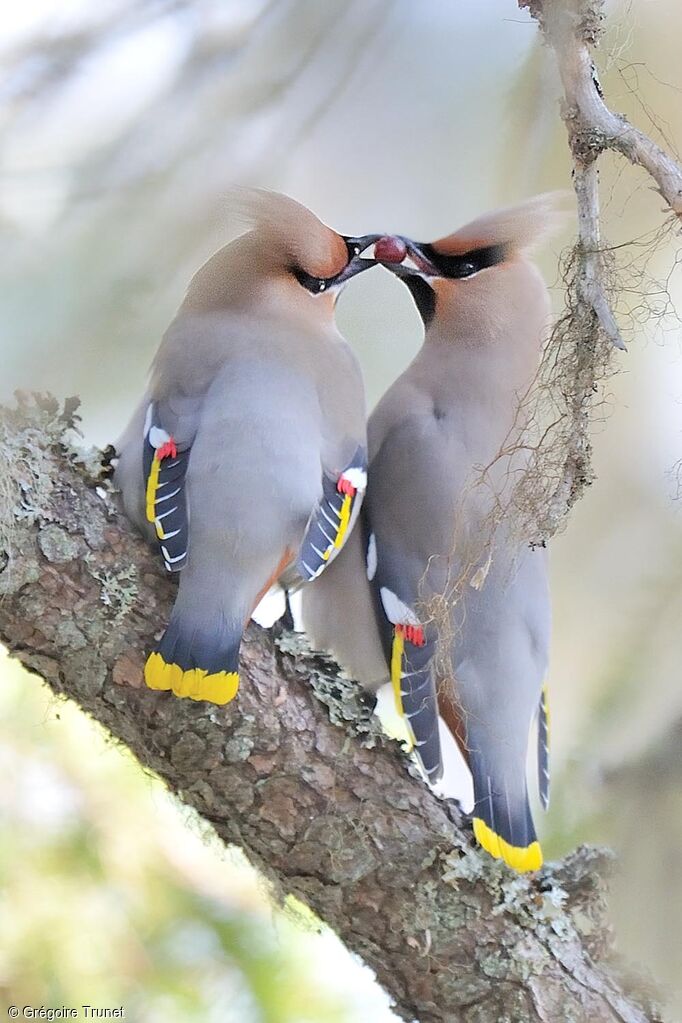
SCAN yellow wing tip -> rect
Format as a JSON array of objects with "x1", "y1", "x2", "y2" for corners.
[
  {"x1": 473, "y1": 817, "x2": 543, "y2": 873},
  {"x1": 144, "y1": 653, "x2": 239, "y2": 705},
  {"x1": 390, "y1": 630, "x2": 405, "y2": 716},
  {"x1": 145, "y1": 456, "x2": 161, "y2": 523},
  {"x1": 541, "y1": 682, "x2": 551, "y2": 738},
  {"x1": 333, "y1": 492, "x2": 353, "y2": 550},
  {"x1": 319, "y1": 492, "x2": 353, "y2": 564}
]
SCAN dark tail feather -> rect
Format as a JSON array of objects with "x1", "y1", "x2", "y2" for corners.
[
  {"x1": 470, "y1": 755, "x2": 543, "y2": 873},
  {"x1": 145, "y1": 611, "x2": 241, "y2": 705},
  {"x1": 537, "y1": 685, "x2": 550, "y2": 811}
]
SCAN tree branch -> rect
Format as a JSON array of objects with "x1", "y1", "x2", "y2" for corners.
[
  {"x1": 0, "y1": 397, "x2": 661, "y2": 1022},
  {"x1": 520, "y1": 0, "x2": 682, "y2": 345},
  {"x1": 485, "y1": 0, "x2": 682, "y2": 554}
]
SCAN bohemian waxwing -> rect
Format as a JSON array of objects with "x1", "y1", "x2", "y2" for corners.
[
  {"x1": 303, "y1": 195, "x2": 561, "y2": 872},
  {"x1": 115, "y1": 190, "x2": 379, "y2": 705}
]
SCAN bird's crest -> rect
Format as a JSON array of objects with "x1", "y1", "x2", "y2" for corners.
[
  {"x1": 432, "y1": 192, "x2": 571, "y2": 258},
  {"x1": 228, "y1": 188, "x2": 348, "y2": 278}
]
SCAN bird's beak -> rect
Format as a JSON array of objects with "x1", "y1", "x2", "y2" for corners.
[
  {"x1": 331, "y1": 233, "x2": 383, "y2": 286},
  {"x1": 374, "y1": 235, "x2": 438, "y2": 325},
  {"x1": 375, "y1": 236, "x2": 439, "y2": 278}
]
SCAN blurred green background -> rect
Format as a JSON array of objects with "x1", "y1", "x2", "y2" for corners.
[{"x1": 1, "y1": 1, "x2": 681, "y2": 1019}]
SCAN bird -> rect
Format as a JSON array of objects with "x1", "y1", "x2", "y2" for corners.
[
  {"x1": 302, "y1": 195, "x2": 561, "y2": 871},
  {"x1": 114, "y1": 190, "x2": 380, "y2": 705}
]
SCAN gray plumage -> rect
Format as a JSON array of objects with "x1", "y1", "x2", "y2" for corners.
[
  {"x1": 115, "y1": 191, "x2": 374, "y2": 703},
  {"x1": 303, "y1": 195, "x2": 562, "y2": 871}
]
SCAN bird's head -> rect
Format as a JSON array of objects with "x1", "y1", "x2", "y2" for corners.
[
  {"x1": 375, "y1": 194, "x2": 568, "y2": 337},
  {"x1": 183, "y1": 190, "x2": 380, "y2": 319}
]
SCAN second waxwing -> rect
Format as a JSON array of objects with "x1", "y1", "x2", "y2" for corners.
[
  {"x1": 115, "y1": 191, "x2": 379, "y2": 705},
  {"x1": 303, "y1": 196, "x2": 561, "y2": 872}
]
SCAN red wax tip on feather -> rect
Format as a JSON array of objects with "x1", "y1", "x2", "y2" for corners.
[
  {"x1": 410, "y1": 625, "x2": 426, "y2": 647},
  {"x1": 157, "y1": 438, "x2": 177, "y2": 460},
  {"x1": 337, "y1": 477, "x2": 356, "y2": 496},
  {"x1": 375, "y1": 236, "x2": 408, "y2": 264},
  {"x1": 396, "y1": 623, "x2": 425, "y2": 646}
]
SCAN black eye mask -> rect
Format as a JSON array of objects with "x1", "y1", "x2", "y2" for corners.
[
  {"x1": 384, "y1": 240, "x2": 511, "y2": 325},
  {"x1": 418, "y1": 242, "x2": 509, "y2": 279},
  {"x1": 292, "y1": 267, "x2": 335, "y2": 294},
  {"x1": 292, "y1": 234, "x2": 381, "y2": 294}
]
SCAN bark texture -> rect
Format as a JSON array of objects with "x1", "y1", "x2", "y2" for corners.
[{"x1": 0, "y1": 397, "x2": 662, "y2": 1023}]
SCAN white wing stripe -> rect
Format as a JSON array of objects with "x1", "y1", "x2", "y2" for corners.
[
  {"x1": 162, "y1": 546, "x2": 186, "y2": 564},
  {"x1": 149, "y1": 425, "x2": 171, "y2": 449},
  {"x1": 340, "y1": 467, "x2": 367, "y2": 492},
  {"x1": 320, "y1": 506, "x2": 338, "y2": 529},
  {"x1": 155, "y1": 507, "x2": 177, "y2": 522},
  {"x1": 159, "y1": 527, "x2": 181, "y2": 540},
  {"x1": 366, "y1": 533, "x2": 377, "y2": 580},
  {"x1": 155, "y1": 487, "x2": 181, "y2": 504},
  {"x1": 379, "y1": 587, "x2": 420, "y2": 627}
]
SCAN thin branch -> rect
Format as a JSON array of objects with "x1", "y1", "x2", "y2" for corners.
[
  {"x1": 520, "y1": 0, "x2": 682, "y2": 213},
  {"x1": 520, "y1": 0, "x2": 682, "y2": 353},
  {"x1": 575, "y1": 159, "x2": 627, "y2": 349}
]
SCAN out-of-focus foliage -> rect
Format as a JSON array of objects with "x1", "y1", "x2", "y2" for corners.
[
  {"x1": 0, "y1": 653, "x2": 393, "y2": 1021},
  {"x1": 1, "y1": 0, "x2": 682, "y2": 1018}
]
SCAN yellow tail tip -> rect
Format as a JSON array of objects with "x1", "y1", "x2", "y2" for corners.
[
  {"x1": 144, "y1": 652, "x2": 239, "y2": 705},
  {"x1": 473, "y1": 817, "x2": 543, "y2": 873}
]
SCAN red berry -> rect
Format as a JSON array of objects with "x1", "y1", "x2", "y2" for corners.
[{"x1": 375, "y1": 236, "x2": 407, "y2": 264}]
